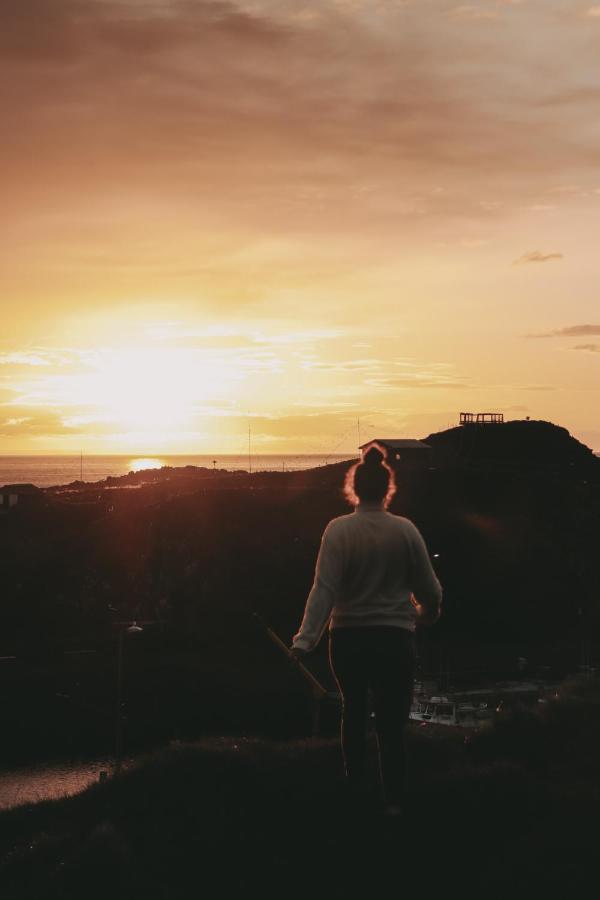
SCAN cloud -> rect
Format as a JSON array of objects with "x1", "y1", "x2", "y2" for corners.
[
  {"x1": 4, "y1": 0, "x2": 600, "y2": 257},
  {"x1": 0, "y1": 1, "x2": 285, "y2": 63},
  {"x1": 572, "y1": 343, "x2": 600, "y2": 352},
  {"x1": 366, "y1": 373, "x2": 470, "y2": 389},
  {"x1": 2, "y1": 417, "x2": 32, "y2": 427},
  {"x1": 450, "y1": 6, "x2": 499, "y2": 21},
  {"x1": 0, "y1": 410, "x2": 79, "y2": 436},
  {"x1": 291, "y1": 400, "x2": 359, "y2": 409},
  {"x1": 143, "y1": 322, "x2": 344, "y2": 349},
  {"x1": 260, "y1": 330, "x2": 345, "y2": 345},
  {"x1": 513, "y1": 251, "x2": 563, "y2": 265},
  {"x1": 302, "y1": 359, "x2": 382, "y2": 372},
  {"x1": 556, "y1": 325, "x2": 600, "y2": 336},
  {"x1": 0, "y1": 348, "x2": 79, "y2": 370},
  {"x1": 352, "y1": 357, "x2": 470, "y2": 389},
  {"x1": 528, "y1": 324, "x2": 600, "y2": 338},
  {"x1": 0, "y1": 352, "x2": 52, "y2": 366}
]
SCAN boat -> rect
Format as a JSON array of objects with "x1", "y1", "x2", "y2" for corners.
[
  {"x1": 409, "y1": 678, "x2": 556, "y2": 729},
  {"x1": 410, "y1": 695, "x2": 494, "y2": 728}
]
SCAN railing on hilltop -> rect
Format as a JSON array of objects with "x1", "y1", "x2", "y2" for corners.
[{"x1": 460, "y1": 412, "x2": 504, "y2": 425}]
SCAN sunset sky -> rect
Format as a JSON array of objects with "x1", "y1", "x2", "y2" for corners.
[{"x1": 2, "y1": 0, "x2": 600, "y2": 455}]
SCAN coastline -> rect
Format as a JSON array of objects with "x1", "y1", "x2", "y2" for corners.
[{"x1": 0, "y1": 454, "x2": 354, "y2": 489}]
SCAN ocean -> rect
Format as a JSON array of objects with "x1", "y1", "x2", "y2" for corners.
[
  {"x1": 4, "y1": 451, "x2": 597, "y2": 489},
  {"x1": 0, "y1": 454, "x2": 355, "y2": 489}
]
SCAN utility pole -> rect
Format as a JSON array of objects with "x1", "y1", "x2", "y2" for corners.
[
  {"x1": 113, "y1": 621, "x2": 146, "y2": 776},
  {"x1": 248, "y1": 424, "x2": 252, "y2": 474}
]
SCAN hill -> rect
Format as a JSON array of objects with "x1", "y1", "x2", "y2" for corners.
[
  {"x1": 423, "y1": 418, "x2": 599, "y2": 476},
  {"x1": 0, "y1": 675, "x2": 598, "y2": 899}
]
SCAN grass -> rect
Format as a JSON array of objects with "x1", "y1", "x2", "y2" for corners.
[{"x1": 0, "y1": 679, "x2": 598, "y2": 899}]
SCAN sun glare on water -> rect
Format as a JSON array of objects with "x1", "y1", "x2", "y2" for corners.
[{"x1": 129, "y1": 457, "x2": 164, "y2": 472}]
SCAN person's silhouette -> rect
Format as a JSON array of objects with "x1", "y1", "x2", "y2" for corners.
[{"x1": 290, "y1": 444, "x2": 442, "y2": 815}]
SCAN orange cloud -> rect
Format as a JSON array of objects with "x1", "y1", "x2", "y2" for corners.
[
  {"x1": 513, "y1": 251, "x2": 563, "y2": 265},
  {"x1": 528, "y1": 325, "x2": 600, "y2": 338}
]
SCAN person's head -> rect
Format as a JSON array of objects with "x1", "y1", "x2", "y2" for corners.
[{"x1": 343, "y1": 443, "x2": 396, "y2": 508}]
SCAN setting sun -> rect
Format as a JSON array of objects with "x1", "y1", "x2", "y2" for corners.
[{"x1": 78, "y1": 348, "x2": 225, "y2": 430}]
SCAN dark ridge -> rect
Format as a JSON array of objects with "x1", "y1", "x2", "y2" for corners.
[{"x1": 423, "y1": 418, "x2": 598, "y2": 476}]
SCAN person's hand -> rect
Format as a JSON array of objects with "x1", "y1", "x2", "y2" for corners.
[
  {"x1": 416, "y1": 605, "x2": 440, "y2": 627},
  {"x1": 289, "y1": 646, "x2": 308, "y2": 663}
]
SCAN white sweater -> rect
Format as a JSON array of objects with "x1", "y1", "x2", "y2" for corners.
[{"x1": 292, "y1": 502, "x2": 442, "y2": 652}]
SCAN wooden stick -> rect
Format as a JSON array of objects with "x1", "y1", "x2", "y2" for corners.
[{"x1": 253, "y1": 613, "x2": 327, "y2": 699}]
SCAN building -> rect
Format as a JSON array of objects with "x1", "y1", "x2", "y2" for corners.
[
  {"x1": 359, "y1": 439, "x2": 432, "y2": 467},
  {"x1": 0, "y1": 483, "x2": 43, "y2": 513}
]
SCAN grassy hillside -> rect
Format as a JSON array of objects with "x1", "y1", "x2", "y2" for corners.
[{"x1": 0, "y1": 675, "x2": 597, "y2": 899}]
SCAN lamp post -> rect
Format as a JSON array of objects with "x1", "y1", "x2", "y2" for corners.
[{"x1": 114, "y1": 621, "x2": 144, "y2": 776}]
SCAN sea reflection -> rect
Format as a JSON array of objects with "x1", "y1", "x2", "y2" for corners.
[{"x1": 129, "y1": 457, "x2": 164, "y2": 473}]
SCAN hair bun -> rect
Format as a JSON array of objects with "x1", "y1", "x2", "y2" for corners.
[{"x1": 363, "y1": 445, "x2": 385, "y2": 467}]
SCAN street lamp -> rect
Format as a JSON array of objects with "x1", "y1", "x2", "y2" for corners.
[{"x1": 114, "y1": 620, "x2": 144, "y2": 776}]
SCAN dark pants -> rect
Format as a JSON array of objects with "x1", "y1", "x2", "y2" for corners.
[{"x1": 329, "y1": 626, "x2": 416, "y2": 805}]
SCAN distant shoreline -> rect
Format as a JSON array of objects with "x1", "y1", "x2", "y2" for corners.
[
  {"x1": 0, "y1": 453, "x2": 356, "y2": 489},
  {"x1": 0, "y1": 452, "x2": 355, "y2": 457}
]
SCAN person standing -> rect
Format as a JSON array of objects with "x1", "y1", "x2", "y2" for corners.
[{"x1": 290, "y1": 444, "x2": 442, "y2": 815}]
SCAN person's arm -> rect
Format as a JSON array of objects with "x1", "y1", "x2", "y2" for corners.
[
  {"x1": 292, "y1": 522, "x2": 343, "y2": 653},
  {"x1": 407, "y1": 523, "x2": 442, "y2": 626}
]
